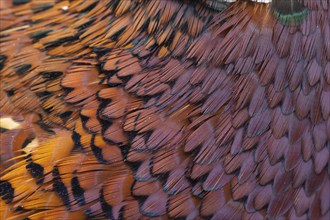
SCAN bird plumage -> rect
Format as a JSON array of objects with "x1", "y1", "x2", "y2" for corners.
[{"x1": 0, "y1": 0, "x2": 329, "y2": 219}]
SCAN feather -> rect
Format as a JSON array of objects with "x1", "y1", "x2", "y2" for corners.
[
  {"x1": 231, "y1": 176, "x2": 257, "y2": 200},
  {"x1": 0, "y1": 0, "x2": 329, "y2": 219},
  {"x1": 203, "y1": 164, "x2": 233, "y2": 191},
  {"x1": 168, "y1": 189, "x2": 199, "y2": 219},
  {"x1": 305, "y1": 170, "x2": 327, "y2": 197},
  {"x1": 164, "y1": 166, "x2": 190, "y2": 195},
  {"x1": 313, "y1": 146, "x2": 329, "y2": 174},
  {"x1": 212, "y1": 201, "x2": 244, "y2": 220},
  {"x1": 258, "y1": 158, "x2": 281, "y2": 185},
  {"x1": 273, "y1": 166, "x2": 293, "y2": 194},
  {"x1": 141, "y1": 190, "x2": 168, "y2": 217},
  {"x1": 271, "y1": 0, "x2": 308, "y2": 26},
  {"x1": 200, "y1": 189, "x2": 226, "y2": 217},
  {"x1": 267, "y1": 188, "x2": 295, "y2": 219}
]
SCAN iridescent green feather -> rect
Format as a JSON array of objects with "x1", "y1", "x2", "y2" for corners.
[
  {"x1": 271, "y1": 0, "x2": 308, "y2": 26},
  {"x1": 200, "y1": 0, "x2": 230, "y2": 12}
]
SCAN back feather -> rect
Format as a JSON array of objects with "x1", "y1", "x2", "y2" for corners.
[{"x1": 0, "y1": 0, "x2": 329, "y2": 219}]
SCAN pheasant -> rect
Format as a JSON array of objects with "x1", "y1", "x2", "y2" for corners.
[{"x1": 0, "y1": 0, "x2": 329, "y2": 219}]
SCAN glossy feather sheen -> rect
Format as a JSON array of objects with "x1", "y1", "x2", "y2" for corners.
[{"x1": 0, "y1": 0, "x2": 329, "y2": 219}]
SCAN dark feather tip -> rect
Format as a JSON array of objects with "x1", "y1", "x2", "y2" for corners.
[
  {"x1": 271, "y1": 0, "x2": 308, "y2": 26},
  {"x1": 201, "y1": 0, "x2": 230, "y2": 11}
]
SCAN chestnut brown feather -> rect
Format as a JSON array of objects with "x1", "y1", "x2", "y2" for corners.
[{"x1": 0, "y1": 0, "x2": 329, "y2": 219}]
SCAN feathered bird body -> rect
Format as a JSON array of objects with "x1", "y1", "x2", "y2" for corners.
[{"x1": 0, "y1": 0, "x2": 329, "y2": 219}]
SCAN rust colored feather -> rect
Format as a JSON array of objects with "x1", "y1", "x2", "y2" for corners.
[{"x1": 1, "y1": 0, "x2": 329, "y2": 219}]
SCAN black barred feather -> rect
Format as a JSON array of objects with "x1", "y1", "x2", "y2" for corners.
[{"x1": 0, "y1": 0, "x2": 329, "y2": 219}]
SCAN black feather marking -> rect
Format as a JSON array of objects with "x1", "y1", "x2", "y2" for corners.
[
  {"x1": 30, "y1": 30, "x2": 53, "y2": 41},
  {"x1": 58, "y1": 111, "x2": 73, "y2": 123},
  {"x1": 15, "y1": 64, "x2": 31, "y2": 75},
  {"x1": 71, "y1": 176, "x2": 86, "y2": 205},
  {"x1": 100, "y1": 188, "x2": 115, "y2": 220},
  {"x1": 77, "y1": 18, "x2": 96, "y2": 30},
  {"x1": 6, "y1": 89, "x2": 15, "y2": 97},
  {"x1": 33, "y1": 4, "x2": 53, "y2": 13},
  {"x1": 271, "y1": 0, "x2": 308, "y2": 26},
  {"x1": 201, "y1": 0, "x2": 229, "y2": 12},
  {"x1": 78, "y1": 1, "x2": 98, "y2": 13},
  {"x1": 0, "y1": 127, "x2": 8, "y2": 133},
  {"x1": 26, "y1": 162, "x2": 45, "y2": 184},
  {"x1": 72, "y1": 131, "x2": 83, "y2": 151},
  {"x1": 0, "y1": 54, "x2": 7, "y2": 70},
  {"x1": 12, "y1": 0, "x2": 30, "y2": 5},
  {"x1": 41, "y1": 71, "x2": 63, "y2": 80},
  {"x1": 91, "y1": 143, "x2": 107, "y2": 164},
  {"x1": 36, "y1": 91, "x2": 52, "y2": 98},
  {"x1": 52, "y1": 166, "x2": 71, "y2": 209},
  {"x1": 22, "y1": 136, "x2": 35, "y2": 149},
  {"x1": 0, "y1": 180, "x2": 14, "y2": 204},
  {"x1": 44, "y1": 34, "x2": 79, "y2": 48},
  {"x1": 25, "y1": 153, "x2": 32, "y2": 162},
  {"x1": 110, "y1": 27, "x2": 126, "y2": 42},
  {"x1": 35, "y1": 121, "x2": 55, "y2": 133}
]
